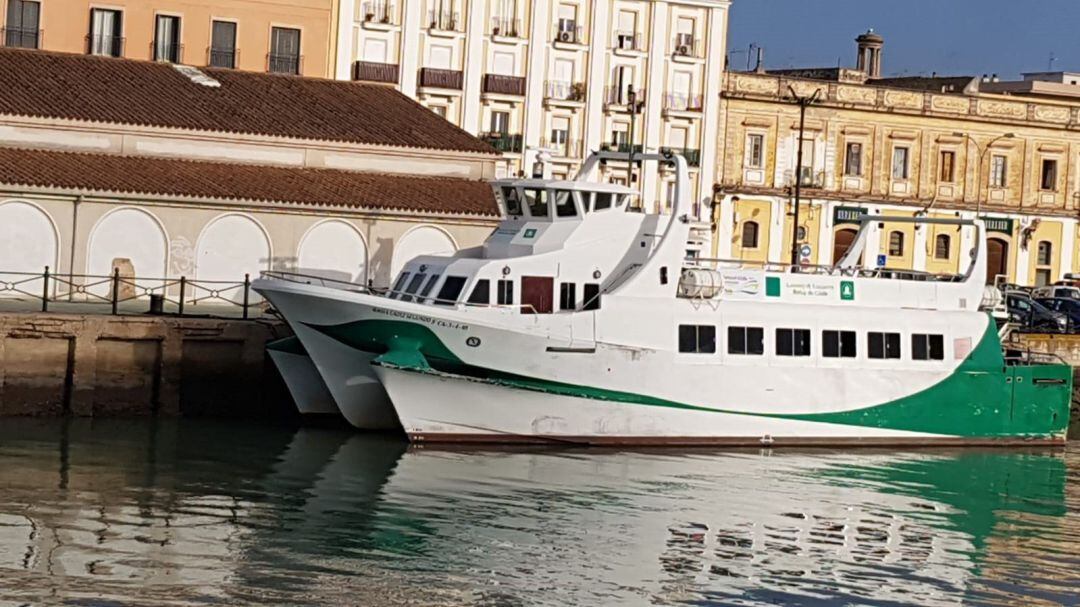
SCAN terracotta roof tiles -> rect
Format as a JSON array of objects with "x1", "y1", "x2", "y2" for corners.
[
  {"x1": 0, "y1": 48, "x2": 496, "y2": 155},
  {"x1": 0, "y1": 147, "x2": 499, "y2": 217}
]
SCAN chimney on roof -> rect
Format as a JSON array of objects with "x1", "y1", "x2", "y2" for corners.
[
  {"x1": 855, "y1": 29, "x2": 884, "y2": 78},
  {"x1": 991, "y1": 73, "x2": 999, "y2": 82},
  {"x1": 981, "y1": 74, "x2": 989, "y2": 83},
  {"x1": 754, "y1": 46, "x2": 765, "y2": 73}
]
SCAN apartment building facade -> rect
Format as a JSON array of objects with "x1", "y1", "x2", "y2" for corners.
[
  {"x1": 715, "y1": 67, "x2": 1080, "y2": 287},
  {"x1": 1, "y1": 0, "x2": 335, "y2": 77},
  {"x1": 337, "y1": 0, "x2": 731, "y2": 215}
]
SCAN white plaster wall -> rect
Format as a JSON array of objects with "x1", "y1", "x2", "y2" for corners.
[
  {"x1": 297, "y1": 220, "x2": 369, "y2": 284},
  {"x1": 390, "y1": 225, "x2": 458, "y2": 278},
  {"x1": 87, "y1": 208, "x2": 168, "y2": 294},
  {"x1": 0, "y1": 200, "x2": 57, "y2": 299},
  {"x1": 196, "y1": 214, "x2": 271, "y2": 302}
]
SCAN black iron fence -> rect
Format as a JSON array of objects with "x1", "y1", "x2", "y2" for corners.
[{"x1": 0, "y1": 267, "x2": 259, "y2": 319}]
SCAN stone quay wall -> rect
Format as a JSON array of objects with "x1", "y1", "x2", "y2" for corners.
[{"x1": 0, "y1": 312, "x2": 291, "y2": 418}]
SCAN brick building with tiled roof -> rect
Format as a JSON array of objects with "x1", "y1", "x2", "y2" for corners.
[{"x1": 0, "y1": 48, "x2": 503, "y2": 294}]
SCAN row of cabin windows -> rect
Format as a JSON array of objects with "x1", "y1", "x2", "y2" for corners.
[
  {"x1": 501, "y1": 187, "x2": 626, "y2": 219},
  {"x1": 391, "y1": 272, "x2": 601, "y2": 310},
  {"x1": 678, "y1": 325, "x2": 945, "y2": 360}
]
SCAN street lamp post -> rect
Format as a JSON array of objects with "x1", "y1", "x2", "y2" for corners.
[
  {"x1": 952, "y1": 131, "x2": 1015, "y2": 216},
  {"x1": 788, "y1": 85, "x2": 821, "y2": 267},
  {"x1": 625, "y1": 84, "x2": 645, "y2": 194}
]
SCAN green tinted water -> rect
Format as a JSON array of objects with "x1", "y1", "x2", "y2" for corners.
[{"x1": 0, "y1": 419, "x2": 1076, "y2": 606}]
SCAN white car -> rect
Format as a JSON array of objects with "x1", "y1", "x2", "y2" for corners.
[{"x1": 1030, "y1": 285, "x2": 1080, "y2": 300}]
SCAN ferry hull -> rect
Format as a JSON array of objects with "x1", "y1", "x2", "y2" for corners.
[
  {"x1": 266, "y1": 338, "x2": 339, "y2": 416},
  {"x1": 373, "y1": 364, "x2": 1066, "y2": 447}
]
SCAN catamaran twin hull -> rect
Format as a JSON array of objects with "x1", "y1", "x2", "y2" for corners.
[{"x1": 256, "y1": 280, "x2": 1071, "y2": 447}]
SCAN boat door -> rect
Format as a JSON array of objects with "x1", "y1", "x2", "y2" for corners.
[{"x1": 521, "y1": 276, "x2": 554, "y2": 314}]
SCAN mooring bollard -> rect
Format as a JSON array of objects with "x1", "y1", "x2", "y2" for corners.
[
  {"x1": 41, "y1": 266, "x2": 49, "y2": 312},
  {"x1": 178, "y1": 276, "x2": 186, "y2": 316},
  {"x1": 111, "y1": 267, "x2": 120, "y2": 315},
  {"x1": 242, "y1": 273, "x2": 250, "y2": 319}
]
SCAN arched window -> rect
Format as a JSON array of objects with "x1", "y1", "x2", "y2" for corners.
[
  {"x1": 934, "y1": 234, "x2": 951, "y2": 260},
  {"x1": 1037, "y1": 241, "x2": 1053, "y2": 266},
  {"x1": 888, "y1": 231, "x2": 904, "y2": 257},
  {"x1": 742, "y1": 221, "x2": 760, "y2": 249}
]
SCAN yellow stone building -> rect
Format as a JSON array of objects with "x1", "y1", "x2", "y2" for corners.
[{"x1": 713, "y1": 39, "x2": 1080, "y2": 287}]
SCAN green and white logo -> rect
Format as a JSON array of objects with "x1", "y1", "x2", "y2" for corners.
[
  {"x1": 523, "y1": 228, "x2": 537, "y2": 238},
  {"x1": 840, "y1": 280, "x2": 855, "y2": 301}
]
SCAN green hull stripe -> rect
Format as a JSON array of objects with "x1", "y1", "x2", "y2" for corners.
[{"x1": 307, "y1": 318, "x2": 1072, "y2": 438}]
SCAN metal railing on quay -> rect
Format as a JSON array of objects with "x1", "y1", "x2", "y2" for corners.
[{"x1": 0, "y1": 267, "x2": 261, "y2": 319}]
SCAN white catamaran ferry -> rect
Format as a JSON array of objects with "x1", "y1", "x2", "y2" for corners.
[{"x1": 254, "y1": 151, "x2": 1071, "y2": 445}]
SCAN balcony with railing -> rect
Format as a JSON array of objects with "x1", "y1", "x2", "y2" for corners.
[
  {"x1": 481, "y1": 132, "x2": 523, "y2": 153},
  {"x1": 361, "y1": 2, "x2": 398, "y2": 26},
  {"x1": 490, "y1": 17, "x2": 522, "y2": 38},
  {"x1": 419, "y1": 67, "x2": 464, "y2": 90},
  {"x1": 553, "y1": 19, "x2": 583, "y2": 45},
  {"x1": 663, "y1": 92, "x2": 704, "y2": 112},
  {"x1": 86, "y1": 34, "x2": 124, "y2": 57},
  {"x1": 613, "y1": 31, "x2": 642, "y2": 52},
  {"x1": 783, "y1": 168, "x2": 826, "y2": 188},
  {"x1": 482, "y1": 73, "x2": 526, "y2": 96},
  {"x1": 671, "y1": 34, "x2": 703, "y2": 59},
  {"x1": 354, "y1": 60, "x2": 400, "y2": 83},
  {"x1": 602, "y1": 142, "x2": 644, "y2": 155},
  {"x1": 540, "y1": 138, "x2": 583, "y2": 158},
  {"x1": 428, "y1": 9, "x2": 461, "y2": 31},
  {"x1": 268, "y1": 53, "x2": 302, "y2": 75},
  {"x1": 544, "y1": 80, "x2": 586, "y2": 103},
  {"x1": 209, "y1": 47, "x2": 237, "y2": 69},
  {"x1": 2, "y1": 27, "x2": 40, "y2": 49},
  {"x1": 660, "y1": 146, "x2": 701, "y2": 167},
  {"x1": 153, "y1": 42, "x2": 183, "y2": 63},
  {"x1": 604, "y1": 86, "x2": 645, "y2": 108}
]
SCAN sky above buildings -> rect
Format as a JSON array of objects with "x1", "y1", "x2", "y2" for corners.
[{"x1": 728, "y1": 0, "x2": 1080, "y2": 79}]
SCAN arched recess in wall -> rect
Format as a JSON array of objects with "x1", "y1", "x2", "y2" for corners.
[
  {"x1": 196, "y1": 214, "x2": 271, "y2": 302},
  {"x1": 297, "y1": 220, "x2": 368, "y2": 284},
  {"x1": 0, "y1": 200, "x2": 59, "y2": 296},
  {"x1": 87, "y1": 207, "x2": 168, "y2": 296},
  {"x1": 390, "y1": 225, "x2": 458, "y2": 279}
]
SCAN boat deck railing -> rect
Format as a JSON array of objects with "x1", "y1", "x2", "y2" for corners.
[
  {"x1": 682, "y1": 258, "x2": 965, "y2": 283},
  {"x1": 260, "y1": 270, "x2": 380, "y2": 294}
]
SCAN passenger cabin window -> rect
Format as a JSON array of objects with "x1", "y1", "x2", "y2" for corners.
[
  {"x1": 911, "y1": 334, "x2": 944, "y2": 360},
  {"x1": 524, "y1": 189, "x2": 549, "y2": 218},
  {"x1": 559, "y1": 283, "x2": 576, "y2": 310},
  {"x1": 497, "y1": 279, "x2": 514, "y2": 305},
  {"x1": 390, "y1": 272, "x2": 410, "y2": 298},
  {"x1": 727, "y1": 326, "x2": 764, "y2": 355},
  {"x1": 822, "y1": 330, "x2": 856, "y2": 358},
  {"x1": 582, "y1": 283, "x2": 601, "y2": 310},
  {"x1": 775, "y1": 328, "x2": 811, "y2": 357},
  {"x1": 419, "y1": 274, "x2": 441, "y2": 299},
  {"x1": 678, "y1": 325, "x2": 716, "y2": 354},
  {"x1": 400, "y1": 273, "x2": 427, "y2": 302},
  {"x1": 467, "y1": 279, "x2": 491, "y2": 305},
  {"x1": 502, "y1": 187, "x2": 523, "y2": 216},
  {"x1": 554, "y1": 190, "x2": 577, "y2": 217},
  {"x1": 868, "y1": 332, "x2": 901, "y2": 359},
  {"x1": 593, "y1": 192, "x2": 613, "y2": 211},
  {"x1": 434, "y1": 276, "x2": 468, "y2": 305}
]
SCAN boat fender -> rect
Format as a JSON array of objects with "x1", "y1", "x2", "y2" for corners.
[{"x1": 760, "y1": 434, "x2": 775, "y2": 446}]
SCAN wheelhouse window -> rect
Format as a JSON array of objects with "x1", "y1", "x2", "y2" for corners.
[
  {"x1": 934, "y1": 234, "x2": 951, "y2": 260},
  {"x1": 434, "y1": 275, "x2": 467, "y2": 305},
  {"x1": 501, "y1": 186, "x2": 523, "y2": 216},
  {"x1": 210, "y1": 20, "x2": 237, "y2": 68},
  {"x1": 154, "y1": 15, "x2": 181, "y2": 63},
  {"x1": 822, "y1": 330, "x2": 856, "y2": 358},
  {"x1": 89, "y1": 8, "x2": 123, "y2": 57},
  {"x1": 678, "y1": 325, "x2": 716, "y2": 354},
  {"x1": 269, "y1": 26, "x2": 301, "y2": 74},
  {"x1": 467, "y1": 279, "x2": 490, "y2": 305},
  {"x1": 582, "y1": 283, "x2": 601, "y2": 310},
  {"x1": 390, "y1": 272, "x2": 410, "y2": 298},
  {"x1": 911, "y1": 334, "x2": 944, "y2": 361},
  {"x1": 775, "y1": 328, "x2": 811, "y2": 357},
  {"x1": 496, "y1": 279, "x2": 514, "y2": 305},
  {"x1": 741, "y1": 221, "x2": 759, "y2": 249},
  {"x1": 727, "y1": 326, "x2": 764, "y2": 355},
  {"x1": 554, "y1": 190, "x2": 576, "y2": 217},
  {"x1": 419, "y1": 273, "x2": 441, "y2": 299},
  {"x1": 4, "y1": 0, "x2": 40, "y2": 48},
  {"x1": 524, "y1": 188, "x2": 549, "y2": 218},
  {"x1": 868, "y1": 332, "x2": 901, "y2": 359},
  {"x1": 593, "y1": 192, "x2": 613, "y2": 211},
  {"x1": 399, "y1": 272, "x2": 427, "y2": 302},
  {"x1": 559, "y1": 282, "x2": 576, "y2": 310}
]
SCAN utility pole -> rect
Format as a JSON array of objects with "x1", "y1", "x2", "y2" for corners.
[
  {"x1": 788, "y1": 85, "x2": 821, "y2": 267},
  {"x1": 625, "y1": 84, "x2": 644, "y2": 195}
]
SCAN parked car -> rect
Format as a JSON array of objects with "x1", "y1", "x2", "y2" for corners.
[
  {"x1": 1031, "y1": 284, "x2": 1080, "y2": 300},
  {"x1": 1005, "y1": 291, "x2": 1068, "y2": 333},
  {"x1": 1037, "y1": 297, "x2": 1080, "y2": 331}
]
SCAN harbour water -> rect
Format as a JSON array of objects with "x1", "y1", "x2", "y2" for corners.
[{"x1": 0, "y1": 419, "x2": 1077, "y2": 606}]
